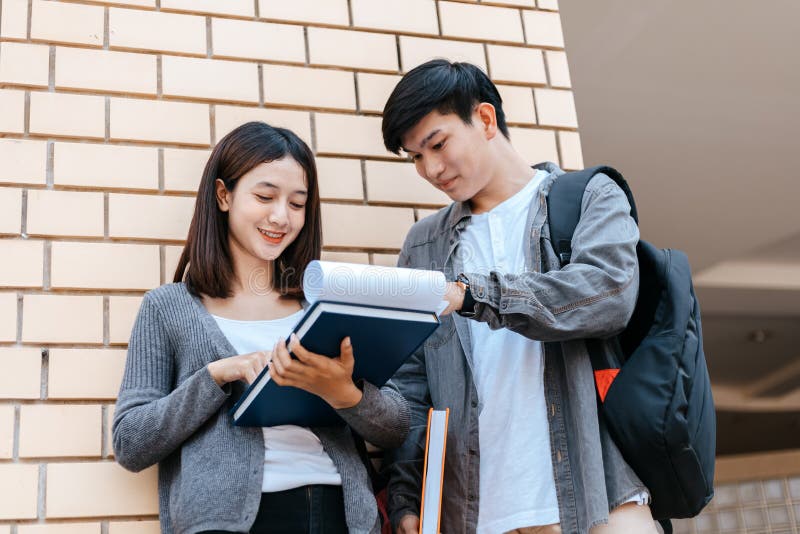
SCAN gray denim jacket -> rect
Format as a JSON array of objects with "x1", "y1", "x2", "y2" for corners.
[{"x1": 386, "y1": 162, "x2": 647, "y2": 534}]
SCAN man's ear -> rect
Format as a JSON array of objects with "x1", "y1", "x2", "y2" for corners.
[
  {"x1": 215, "y1": 178, "x2": 231, "y2": 212},
  {"x1": 476, "y1": 102, "x2": 498, "y2": 140}
]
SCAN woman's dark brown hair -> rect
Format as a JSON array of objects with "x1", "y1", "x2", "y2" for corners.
[{"x1": 174, "y1": 121, "x2": 321, "y2": 299}]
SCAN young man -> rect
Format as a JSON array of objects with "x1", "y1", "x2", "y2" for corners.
[{"x1": 382, "y1": 59, "x2": 659, "y2": 534}]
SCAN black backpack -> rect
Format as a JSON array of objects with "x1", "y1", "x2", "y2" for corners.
[{"x1": 544, "y1": 165, "x2": 716, "y2": 532}]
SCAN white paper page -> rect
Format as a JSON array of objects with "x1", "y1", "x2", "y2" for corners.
[
  {"x1": 421, "y1": 409, "x2": 448, "y2": 534},
  {"x1": 303, "y1": 260, "x2": 447, "y2": 313}
]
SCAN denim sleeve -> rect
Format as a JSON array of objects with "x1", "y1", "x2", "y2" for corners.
[
  {"x1": 384, "y1": 243, "x2": 433, "y2": 527},
  {"x1": 466, "y1": 174, "x2": 640, "y2": 342}
]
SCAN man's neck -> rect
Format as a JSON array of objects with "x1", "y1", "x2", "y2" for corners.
[{"x1": 469, "y1": 143, "x2": 536, "y2": 214}]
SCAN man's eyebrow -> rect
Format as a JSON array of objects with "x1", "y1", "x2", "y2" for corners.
[{"x1": 403, "y1": 129, "x2": 442, "y2": 154}]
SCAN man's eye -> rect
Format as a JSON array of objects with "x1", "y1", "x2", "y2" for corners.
[
  {"x1": 433, "y1": 141, "x2": 444, "y2": 150},
  {"x1": 411, "y1": 154, "x2": 421, "y2": 162}
]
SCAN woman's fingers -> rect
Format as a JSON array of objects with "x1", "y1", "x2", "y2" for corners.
[{"x1": 288, "y1": 334, "x2": 324, "y2": 367}]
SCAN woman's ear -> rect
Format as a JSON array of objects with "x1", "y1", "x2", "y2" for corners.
[
  {"x1": 215, "y1": 178, "x2": 231, "y2": 212},
  {"x1": 476, "y1": 102, "x2": 498, "y2": 140}
]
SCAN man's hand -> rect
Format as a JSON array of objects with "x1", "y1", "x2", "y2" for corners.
[
  {"x1": 397, "y1": 514, "x2": 420, "y2": 534},
  {"x1": 440, "y1": 281, "x2": 466, "y2": 316},
  {"x1": 269, "y1": 334, "x2": 363, "y2": 409}
]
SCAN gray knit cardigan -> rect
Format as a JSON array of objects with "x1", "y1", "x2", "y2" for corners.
[{"x1": 112, "y1": 283, "x2": 410, "y2": 534}]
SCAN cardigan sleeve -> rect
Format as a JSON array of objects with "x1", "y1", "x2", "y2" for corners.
[{"x1": 112, "y1": 293, "x2": 230, "y2": 472}]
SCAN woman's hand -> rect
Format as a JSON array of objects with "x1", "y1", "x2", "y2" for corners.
[
  {"x1": 207, "y1": 350, "x2": 271, "y2": 386},
  {"x1": 269, "y1": 334, "x2": 363, "y2": 409}
]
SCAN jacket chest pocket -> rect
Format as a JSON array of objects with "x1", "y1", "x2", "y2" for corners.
[{"x1": 424, "y1": 315, "x2": 456, "y2": 349}]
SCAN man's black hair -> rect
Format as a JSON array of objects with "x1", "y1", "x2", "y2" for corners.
[{"x1": 381, "y1": 59, "x2": 509, "y2": 155}]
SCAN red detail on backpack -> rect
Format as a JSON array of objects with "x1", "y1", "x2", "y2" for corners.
[
  {"x1": 594, "y1": 369, "x2": 620, "y2": 403},
  {"x1": 375, "y1": 487, "x2": 392, "y2": 534}
]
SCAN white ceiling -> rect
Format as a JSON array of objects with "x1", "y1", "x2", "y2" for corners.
[{"x1": 559, "y1": 0, "x2": 800, "y2": 452}]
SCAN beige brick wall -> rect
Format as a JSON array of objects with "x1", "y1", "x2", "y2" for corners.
[{"x1": 0, "y1": 0, "x2": 579, "y2": 526}]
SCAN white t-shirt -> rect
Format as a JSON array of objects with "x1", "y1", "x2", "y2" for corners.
[
  {"x1": 212, "y1": 310, "x2": 343, "y2": 492},
  {"x1": 459, "y1": 170, "x2": 561, "y2": 533}
]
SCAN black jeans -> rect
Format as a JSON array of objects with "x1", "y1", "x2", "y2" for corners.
[{"x1": 199, "y1": 485, "x2": 348, "y2": 534}]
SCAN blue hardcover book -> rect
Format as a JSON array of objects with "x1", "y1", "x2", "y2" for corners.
[{"x1": 230, "y1": 300, "x2": 439, "y2": 427}]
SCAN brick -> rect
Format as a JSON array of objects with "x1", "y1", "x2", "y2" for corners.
[
  {"x1": 365, "y1": 161, "x2": 450, "y2": 205},
  {"x1": 315, "y1": 113, "x2": 390, "y2": 158},
  {"x1": 108, "y1": 295, "x2": 144, "y2": 340},
  {"x1": 558, "y1": 130, "x2": 583, "y2": 170},
  {"x1": 0, "y1": 526, "x2": 8, "y2": 534},
  {"x1": 162, "y1": 56, "x2": 259, "y2": 104},
  {"x1": 258, "y1": 0, "x2": 349, "y2": 26},
  {"x1": 0, "y1": 348, "x2": 40, "y2": 399},
  {"x1": 26, "y1": 190, "x2": 104, "y2": 238},
  {"x1": 439, "y1": 2, "x2": 523, "y2": 43},
  {"x1": 0, "y1": 139, "x2": 46, "y2": 185},
  {"x1": 0, "y1": 187, "x2": 23, "y2": 234},
  {"x1": 487, "y1": 44, "x2": 547, "y2": 84},
  {"x1": 0, "y1": 0, "x2": 28, "y2": 39},
  {"x1": 356, "y1": 72, "x2": 401, "y2": 113},
  {"x1": 19, "y1": 404, "x2": 102, "y2": 457},
  {"x1": 400, "y1": 36, "x2": 486, "y2": 72},
  {"x1": 0, "y1": 464, "x2": 38, "y2": 519},
  {"x1": 164, "y1": 148, "x2": 211, "y2": 192},
  {"x1": 534, "y1": 88, "x2": 577, "y2": 127},
  {"x1": 545, "y1": 50, "x2": 571, "y2": 88},
  {"x1": 164, "y1": 246, "x2": 184, "y2": 285},
  {"x1": 54, "y1": 142, "x2": 159, "y2": 191},
  {"x1": 31, "y1": 0, "x2": 103, "y2": 47},
  {"x1": 56, "y1": 47, "x2": 157, "y2": 96},
  {"x1": 509, "y1": 127, "x2": 558, "y2": 164},
  {"x1": 308, "y1": 27, "x2": 398, "y2": 72},
  {"x1": 523, "y1": 10, "x2": 564, "y2": 48},
  {"x1": 0, "y1": 403, "x2": 12, "y2": 458},
  {"x1": 316, "y1": 158, "x2": 363, "y2": 201},
  {"x1": 46, "y1": 462, "x2": 158, "y2": 517},
  {"x1": 48, "y1": 349, "x2": 127, "y2": 399},
  {"x1": 162, "y1": 0, "x2": 253, "y2": 17},
  {"x1": 105, "y1": 405, "x2": 114, "y2": 457},
  {"x1": 30, "y1": 92, "x2": 105, "y2": 139},
  {"x1": 263, "y1": 64, "x2": 356, "y2": 111},
  {"x1": 491, "y1": 0, "x2": 534, "y2": 5},
  {"x1": 351, "y1": 0, "x2": 438, "y2": 35},
  {"x1": 100, "y1": 0, "x2": 155, "y2": 6},
  {"x1": 109, "y1": 194, "x2": 194, "y2": 240},
  {"x1": 0, "y1": 42, "x2": 49, "y2": 87},
  {"x1": 22, "y1": 294, "x2": 103, "y2": 344},
  {"x1": 215, "y1": 105, "x2": 311, "y2": 146},
  {"x1": 320, "y1": 251, "x2": 369, "y2": 264},
  {"x1": 372, "y1": 253, "x2": 399, "y2": 266},
  {"x1": 110, "y1": 98, "x2": 210, "y2": 145},
  {"x1": 321, "y1": 204, "x2": 414, "y2": 249},
  {"x1": 538, "y1": 0, "x2": 559, "y2": 10},
  {"x1": 110, "y1": 8, "x2": 206, "y2": 55},
  {"x1": 497, "y1": 85, "x2": 536, "y2": 124},
  {"x1": 0, "y1": 239, "x2": 43, "y2": 287},
  {"x1": 18, "y1": 524, "x2": 101, "y2": 534},
  {"x1": 108, "y1": 521, "x2": 160, "y2": 534},
  {"x1": 212, "y1": 18, "x2": 305, "y2": 63},
  {"x1": 51, "y1": 242, "x2": 160, "y2": 290},
  {"x1": 0, "y1": 292, "x2": 18, "y2": 342},
  {"x1": 0, "y1": 89, "x2": 25, "y2": 133}
]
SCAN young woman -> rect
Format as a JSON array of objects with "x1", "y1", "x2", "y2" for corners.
[{"x1": 113, "y1": 122, "x2": 409, "y2": 534}]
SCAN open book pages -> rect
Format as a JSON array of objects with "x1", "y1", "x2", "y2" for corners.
[{"x1": 303, "y1": 260, "x2": 447, "y2": 314}]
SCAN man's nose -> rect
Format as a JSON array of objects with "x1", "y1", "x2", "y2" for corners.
[{"x1": 425, "y1": 156, "x2": 445, "y2": 181}]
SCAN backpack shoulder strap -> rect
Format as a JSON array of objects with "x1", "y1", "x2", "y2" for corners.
[{"x1": 546, "y1": 165, "x2": 638, "y2": 267}]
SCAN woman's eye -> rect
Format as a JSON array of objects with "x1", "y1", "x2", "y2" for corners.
[
  {"x1": 290, "y1": 203, "x2": 306, "y2": 209},
  {"x1": 255, "y1": 194, "x2": 272, "y2": 202}
]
